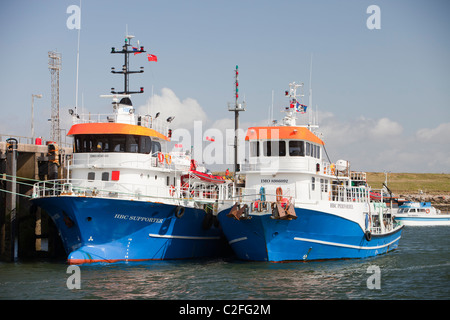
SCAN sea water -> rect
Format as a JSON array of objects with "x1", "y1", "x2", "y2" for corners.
[{"x1": 1, "y1": 226, "x2": 449, "y2": 300}]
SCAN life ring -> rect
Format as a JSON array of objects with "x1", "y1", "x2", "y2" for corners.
[
  {"x1": 158, "y1": 152, "x2": 164, "y2": 163},
  {"x1": 276, "y1": 187, "x2": 283, "y2": 202},
  {"x1": 174, "y1": 206, "x2": 185, "y2": 218},
  {"x1": 426, "y1": 208, "x2": 430, "y2": 214},
  {"x1": 165, "y1": 154, "x2": 172, "y2": 165},
  {"x1": 364, "y1": 230, "x2": 372, "y2": 241},
  {"x1": 169, "y1": 185, "x2": 175, "y2": 196}
]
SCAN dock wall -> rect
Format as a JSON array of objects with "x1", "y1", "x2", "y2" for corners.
[{"x1": 0, "y1": 137, "x2": 72, "y2": 262}]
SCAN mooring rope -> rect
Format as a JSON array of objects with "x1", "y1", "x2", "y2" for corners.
[{"x1": 0, "y1": 187, "x2": 32, "y2": 198}]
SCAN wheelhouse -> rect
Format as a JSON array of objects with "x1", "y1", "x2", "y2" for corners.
[
  {"x1": 73, "y1": 134, "x2": 159, "y2": 155},
  {"x1": 249, "y1": 139, "x2": 321, "y2": 159},
  {"x1": 68, "y1": 122, "x2": 168, "y2": 156}
]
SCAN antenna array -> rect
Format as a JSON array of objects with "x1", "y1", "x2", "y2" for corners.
[{"x1": 48, "y1": 51, "x2": 62, "y2": 145}]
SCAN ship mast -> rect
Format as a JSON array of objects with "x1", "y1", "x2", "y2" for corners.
[
  {"x1": 282, "y1": 82, "x2": 304, "y2": 126},
  {"x1": 110, "y1": 35, "x2": 146, "y2": 95},
  {"x1": 228, "y1": 65, "x2": 246, "y2": 179}
]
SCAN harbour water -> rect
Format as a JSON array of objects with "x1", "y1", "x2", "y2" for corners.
[{"x1": 1, "y1": 226, "x2": 449, "y2": 300}]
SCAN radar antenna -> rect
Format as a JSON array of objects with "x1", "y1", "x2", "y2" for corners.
[{"x1": 110, "y1": 35, "x2": 146, "y2": 95}]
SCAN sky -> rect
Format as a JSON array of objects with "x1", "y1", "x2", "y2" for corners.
[{"x1": 0, "y1": 0, "x2": 449, "y2": 173}]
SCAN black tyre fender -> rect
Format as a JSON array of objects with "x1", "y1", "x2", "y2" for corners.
[
  {"x1": 174, "y1": 206, "x2": 185, "y2": 218},
  {"x1": 364, "y1": 230, "x2": 372, "y2": 241}
]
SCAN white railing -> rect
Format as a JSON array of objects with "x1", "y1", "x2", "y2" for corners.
[
  {"x1": 33, "y1": 179, "x2": 173, "y2": 201},
  {"x1": 32, "y1": 178, "x2": 232, "y2": 206},
  {"x1": 225, "y1": 187, "x2": 293, "y2": 205},
  {"x1": 72, "y1": 112, "x2": 169, "y2": 136},
  {"x1": 331, "y1": 185, "x2": 369, "y2": 203}
]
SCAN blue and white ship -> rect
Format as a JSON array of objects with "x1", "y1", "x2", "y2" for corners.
[
  {"x1": 31, "y1": 35, "x2": 230, "y2": 264},
  {"x1": 394, "y1": 201, "x2": 450, "y2": 226},
  {"x1": 216, "y1": 82, "x2": 404, "y2": 262}
]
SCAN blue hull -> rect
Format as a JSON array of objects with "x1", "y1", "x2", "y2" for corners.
[
  {"x1": 32, "y1": 196, "x2": 227, "y2": 264},
  {"x1": 217, "y1": 207, "x2": 403, "y2": 262}
]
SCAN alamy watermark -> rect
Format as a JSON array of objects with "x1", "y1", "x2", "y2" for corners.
[
  {"x1": 66, "y1": 4, "x2": 81, "y2": 30},
  {"x1": 366, "y1": 5, "x2": 381, "y2": 30},
  {"x1": 366, "y1": 265, "x2": 381, "y2": 289},
  {"x1": 66, "y1": 265, "x2": 81, "y2": 289}
]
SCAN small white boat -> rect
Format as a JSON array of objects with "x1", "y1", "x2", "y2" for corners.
[{"x1": 393, "y1": 201, "x2": 450, "y2": 226}]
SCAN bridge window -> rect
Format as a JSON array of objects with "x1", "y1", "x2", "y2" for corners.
[
  {"x1": 151, "y1": 141, "x2": 161, "y2": 156},
  {"x1": 250, "y1": 141, "x2": 260, "y2": 157},
  {"x1": 126, "y1": 135, "x2": 139, "y2": 153},
  {"x1": 111, "y1": 135, "x2": 125, "y2": 152},
  {"x1": 289, "y1": 141, "x2": 304, "y2": 156},
  {"x1": 140, "y1": 136, "x2": 152, "y2": 154},
  {"x1": 305, "y1": 142, "x2": 321, "y2": 159},
  {"x1": 263, "y1": 141, "x2": 285, "y2": 157},
  {"x1": 74, "y1": 134, "x2": 153, "y2": 154}
]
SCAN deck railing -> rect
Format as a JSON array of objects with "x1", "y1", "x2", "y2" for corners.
[{"x1": 32, "y1": 178, "x2": 231, "y2": 207}]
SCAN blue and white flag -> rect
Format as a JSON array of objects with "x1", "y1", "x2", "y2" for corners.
[{"x1": 296, "y1": 102, "x2": 307, "y2": 113}]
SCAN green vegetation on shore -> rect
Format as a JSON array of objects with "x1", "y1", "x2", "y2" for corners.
[{"x1": 366, "y1": 172, "x2": 450, "y2": 195}]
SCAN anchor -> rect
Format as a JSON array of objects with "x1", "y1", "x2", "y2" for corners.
[
  {"x1": 227, "y1": 203, "x2": 251, "y2": 220},
  {"x1": 271, "y1": 200, "x2": 297, "y2": 220}
]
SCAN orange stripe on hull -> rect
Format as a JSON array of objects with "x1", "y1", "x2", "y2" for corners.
[{"x1": 68, "y1": 258, "x2": 187, "y2": 265}]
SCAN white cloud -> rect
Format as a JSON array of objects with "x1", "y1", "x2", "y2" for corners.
[
  {"x1": 137, "y1": 88, "x2": 207, "y2": 130},
  {"x1": 369, "y1": 117, "x2": 403, "y2": 138},
  {"x1": 209, "y1": 118, "x2": 235, "y2": 133},
  {"x1": 416, "y1": 122, "x2": 450, "y2": 144},
  {"x1": 319, "y1": 113, "x2": 403, "y2": 144},
  {"x1": 318, "y1": 113, "x2": 449, "y2": 173}
]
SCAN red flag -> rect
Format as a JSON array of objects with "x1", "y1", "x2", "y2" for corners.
[
  {"x1": 175, "y1": 144, "x2": 182, "y2": 148},
  {"x1": 147, "y1": 54, "x2": 157, "y2": 62},
  {"x1": 206, "y1": 136, "x2": 215, "y2": 142}
]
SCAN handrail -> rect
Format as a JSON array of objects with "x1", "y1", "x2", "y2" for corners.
[
  {"x1": 32, "y1": 178, "x2": 232, "y2": 206},
  {"x1": 72, "y1": 113, "x2": 169, "y2": 135}
]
